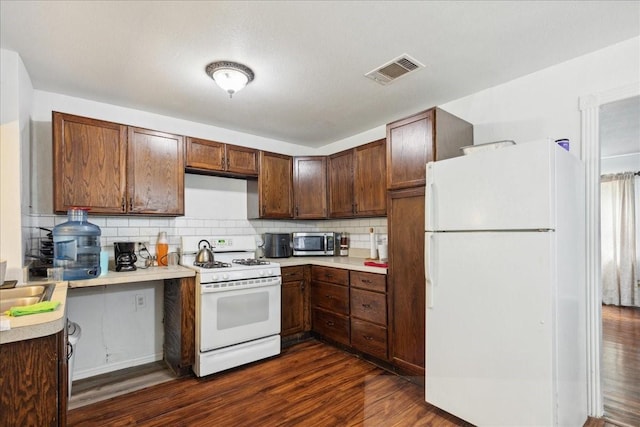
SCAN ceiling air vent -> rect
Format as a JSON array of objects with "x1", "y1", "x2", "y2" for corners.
[{"x1": 365, "y1": 54, "x2": 425, "y2": 85}]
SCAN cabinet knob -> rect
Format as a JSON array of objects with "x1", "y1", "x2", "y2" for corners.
[
  {"x1": 362, "y1": 303, "x2": 371, "y2": 309},
  {"x1": 325, "y1": 294, "x2": 334, "y2": 299},
  {"x1": 362, "y1": 279, "x2": 372, "y2": 284},
  {"x1": 363, "y1": 335, "x2": 373, "y2": 341},
  {"x1": 326, "y1": 321, "x2": 335, "y2": 326},
  {"x1": 129, "y1": 197, "x2": 133, "y2": 211},
  {"x1": 121, "y1": 197, "x2": 126, "y2": 212}
]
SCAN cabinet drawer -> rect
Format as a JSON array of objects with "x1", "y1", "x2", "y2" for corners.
[
  {"x1": 350, "y1": 271, "x2": 386, "y2": 292},
  {"x1": 311, "y1": 281, "x2": 349, "y2": 315},
  {"x1": 350, "y1": 288, "x2": 386, "y2": 325},
  {"x1": 281, "y1": 266, "x2": 305, "y2": 282},
  {"x1": 351, "y1": 318, "x2": 387, "y2": 360},
  {"x1": 311, "y1": 266, "x2": 349, "y2": 286},
  {"x1": 312, "y1": 308, "x2": 350, "y2": 346}
]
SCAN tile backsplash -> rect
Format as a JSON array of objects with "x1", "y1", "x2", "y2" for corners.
[{"x1": 26, "y1": 214, "x2": 387, "y2": 260}]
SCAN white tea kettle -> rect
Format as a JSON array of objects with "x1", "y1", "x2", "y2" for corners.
[{"x1": 195, "y1": 240, "x2": 214, "y2": 264}]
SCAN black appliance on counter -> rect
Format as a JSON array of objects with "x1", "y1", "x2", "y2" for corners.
[
  {"x1": 114, "y1": 241, "x2": 137, "y2": 272},
  {"x1": 263, "y1": 233, "x2": 292, "y2": 258}
]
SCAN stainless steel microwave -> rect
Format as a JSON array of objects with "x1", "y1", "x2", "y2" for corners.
[{"x1": 292, "y1": 232, "x2": 338, "y2": 256}]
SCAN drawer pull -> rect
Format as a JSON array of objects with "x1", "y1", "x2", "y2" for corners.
[
  {"x1": 325, "y1": 294, "x2": 334, "y2": 299},
  {"x1": 362, "y1": 303, "x2": 371, "y2": 309},
  {"x1": 362, "y1": 279, "x2": 372, "y2": 284},
  {"x1": 326, "y1": 321, "x2": 335, "y2": 326},
  {"x1": 325, "y1": 274, "x2": 334, "y2": 279},
  {"x1": 363, "y1": 335, "x2": 373, "y2": 341}
]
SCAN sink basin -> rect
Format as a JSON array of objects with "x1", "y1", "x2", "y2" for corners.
[{"x1": 0, "y1": 284, "x2": 55, "y2": 313}]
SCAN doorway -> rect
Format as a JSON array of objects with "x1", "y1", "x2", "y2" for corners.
[
  {"x1": 599, "y1": 95, "x2": 640, "y2": 425},
  {"x1": 580, "y1": 83, "x2": 640, "y2": 421}
]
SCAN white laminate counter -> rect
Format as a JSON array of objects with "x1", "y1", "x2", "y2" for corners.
[
  {"x1": 0, "y1": 281, "x2": 68, "y2": 344},
  {"x1": 67, "y1": 265, "x2": 195, "y2": 288},
  {"x1": 265, "y1": 256, "x2": 387, "y2": 274}
]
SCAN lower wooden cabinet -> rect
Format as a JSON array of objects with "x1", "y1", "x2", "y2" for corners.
[
  {"x1": 310, "y1": 266, "x2": 388, "y2": 361},
  {"x1": 312, "y1": 308, "x2": 350, "y2": 346},
  {"x1": 0, "y1": 329, "x2": 67, "y2": 427},
  {"x1": 281, "y1": 266, "x2": 310, "y2": 337}
]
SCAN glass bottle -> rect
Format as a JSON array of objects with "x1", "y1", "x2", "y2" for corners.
[
  {"x1": 156, "y1": 231, "x2": 169, "y2": 266},
  {"x1": 340, "y1": 232, "x2": 349, "y2": 257}
]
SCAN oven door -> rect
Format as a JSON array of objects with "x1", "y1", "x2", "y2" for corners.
[{"x1": 199, "y1": 281, "x2": 281, "y2": 352}]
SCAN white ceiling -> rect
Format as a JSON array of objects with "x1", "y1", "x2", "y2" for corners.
[{"x1": 1, "y1": 1, "x2": 639, "y2": 148}]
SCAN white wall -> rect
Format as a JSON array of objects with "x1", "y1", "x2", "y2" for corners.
[
  {"x1": 1, "y1": 49, "x2": 33, "y2": 283},
  {"x1": 601, "y1": 153, "x2": 640, "y2": 174},
  {"x1": 441, "y1": 37, "x2": 640, "y2": 158}
]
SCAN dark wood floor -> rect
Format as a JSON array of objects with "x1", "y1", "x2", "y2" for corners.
[
  {"x1": 602, "y1": 304, "x2": 640, "y2": 427},
  {"x1": 67, "y1": 317, "x2": 637, "y2": 427},
  {"x1": 68, "y1": 340, "x2": 469, "y2": 426}
]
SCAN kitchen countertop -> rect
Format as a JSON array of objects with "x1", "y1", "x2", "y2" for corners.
[
  {"x1": 1, "y1": 266, "x2": 196, "y2": 345},
  {"x1": 264, "y1": 256, "x2": 387, "y2": 274},
  {"x1": 0, "y1": 281, "x2": 68, "y2": 344},
  {"x1": 67, "y1": 265, "x2": 196, "y2": 288}
]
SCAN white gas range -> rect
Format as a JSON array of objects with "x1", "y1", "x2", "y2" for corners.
[{"x1": 180, "y1": 235, "x2": 282, "y2": 377}]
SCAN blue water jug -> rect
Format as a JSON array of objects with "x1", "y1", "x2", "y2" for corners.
[{"x1": 53, "y1": 208, "x2": 101, "y2": 280}]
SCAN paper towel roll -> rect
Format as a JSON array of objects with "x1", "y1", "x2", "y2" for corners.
[{"x1": 369, "y1": 228, "x2": 377, "y2": 259}]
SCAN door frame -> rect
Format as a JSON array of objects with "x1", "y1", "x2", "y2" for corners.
[{"x1": 579, "y1": 81, "x2": 640, "y2": 417}]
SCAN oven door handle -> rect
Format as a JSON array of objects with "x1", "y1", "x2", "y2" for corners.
[{"x1": 201, "y1": 277, "x2": 282, "y2": 294}]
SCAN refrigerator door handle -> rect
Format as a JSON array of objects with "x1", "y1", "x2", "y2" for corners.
[
  {"x1": 426, "y1": 163, "x2": 435, "y2": 231},
  {"x1": 425, "y1": 232, "x2": 435, "y2": 308}
]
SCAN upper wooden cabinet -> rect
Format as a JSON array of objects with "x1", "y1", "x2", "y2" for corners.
[
  {"x1": 293, "y1": 156, "x2": 327, "y2": 219},
  {"x1": 353, "y1": 139, "x2": 386, "y2": 216},
  {"x1": 328, "y1": 139, "x2": 386, "y2": 218},
  {"x1": 53, "y1": 112, "x2": 128, "y2": 214},
  {"x1": 53, "y1": 112, "x2": 184, "y2": 216},
  {"x1": 247, "y1": 151, "x2": 294, "y2": 219},
  {"x1": 185, "y1": 137, "x2": 258, "y2": 177},
  {"x1": 386, "y1": 108, "x2": 473, "y2": 190},
  {"x1": 127, "y1": 127, "x2": 184, "y2": 215}
]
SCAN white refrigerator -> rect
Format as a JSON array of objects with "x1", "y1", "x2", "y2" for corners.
[{"x1": 424, "y1": 140, "x2": 587, "y2": 426}]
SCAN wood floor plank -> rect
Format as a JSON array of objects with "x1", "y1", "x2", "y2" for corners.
[{"x1": 602, "y1": 305, "x2": 640, "y2": 427}]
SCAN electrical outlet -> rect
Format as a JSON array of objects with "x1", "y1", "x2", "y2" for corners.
[{"x1": 135, "y1": 294, "x2": 146, "y2": 310}]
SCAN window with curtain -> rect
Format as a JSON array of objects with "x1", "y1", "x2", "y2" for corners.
[{"x1": 601, "y1": 171, "x2": 639, "y2": 307}]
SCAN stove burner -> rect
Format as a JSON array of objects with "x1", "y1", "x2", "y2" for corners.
[
  {"x1": 232, "y1": 258, "x2": 269, "y2": 266},
  {"x1": 194, "y1": 261, "x2": 232, "y2": 269}
]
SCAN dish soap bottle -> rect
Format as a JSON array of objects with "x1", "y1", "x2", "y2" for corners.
[{"x1": 156, "y1": 231, "x2": 169, "y2": 266}]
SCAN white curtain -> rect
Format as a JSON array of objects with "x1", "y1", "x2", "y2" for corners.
[{"x1": 601, "y1": 172, "x2": 638, "y2": 306}]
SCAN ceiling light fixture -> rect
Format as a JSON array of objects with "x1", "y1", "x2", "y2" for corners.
[{"x1": 206, "y1": 61, "x2": 254, "y2": 98}]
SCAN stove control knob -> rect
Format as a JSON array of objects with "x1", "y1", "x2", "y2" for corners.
[
  {"x1": 212, "y1": 274, "x2": 219, "y2": 281},
  {"x1": 258, "y1": 270, "x2": 265, "y2": 276},
  {"x1": 222, "y1": 273, "x2": 230, "y2": 280},
  {"x1": 266, "y1": 269, "x2": 273, "y2": 276}
]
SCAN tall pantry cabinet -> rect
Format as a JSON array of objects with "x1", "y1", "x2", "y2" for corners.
[{"x1": 386, "y1": 108, "x2": 473, "y2": 378}]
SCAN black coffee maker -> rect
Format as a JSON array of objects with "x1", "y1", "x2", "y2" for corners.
[{"x1": 114, "y1": 242, "x2": 137, "y2": 272}]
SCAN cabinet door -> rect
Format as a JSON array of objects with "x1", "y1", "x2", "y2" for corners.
[
  {"x1": 185, "y1": 137, "x2": 225, "y2": 171},
  {"x1": 327, "y1": 149, "x2": 354, "y2": 217},
  {"x1": 293, "y1": 156, "x2": 327, "y2": 219},
  {"x1": 0, "y1": 333, "x2": 61, "y2": 425},
  {"x1": 53, "y1": 112, "x2": 127, "y2": 214},
  {"x1": 282, "y1": 279, "x2": 305, "y2": 336},
  {"x1": 127, "y1": 127, "x2": 184, "y2": 215},
  {"x1": 386, "y1": 109, "x2": 434, "y2": 190},
  {"x1": 258, "y1": 151, "x2": 294, "y2": 218},
  {"x1": 353, "y1": 139, "x2": 386, "y2": 216},
  {"x1": 388, "y1": 187, "x2": 425, "y2": 376},
  {"x1": 226, "y1": 144, "x2": 258, "y2": 176}
]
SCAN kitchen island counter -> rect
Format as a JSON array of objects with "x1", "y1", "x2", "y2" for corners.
[{"x1": 264, "y1": 256, "x2": 387, "y2": 274}]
